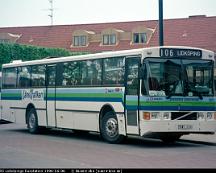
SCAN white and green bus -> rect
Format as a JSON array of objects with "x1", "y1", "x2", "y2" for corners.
[{"x1": 1, "y1": 46, "x2": 216, "y2": 143}]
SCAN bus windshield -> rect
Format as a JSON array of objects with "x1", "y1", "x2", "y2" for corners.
[{"x1": 144, "y1": 58, "x2": 214, "y2": 98}]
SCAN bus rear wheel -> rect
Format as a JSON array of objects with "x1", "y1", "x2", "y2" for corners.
[
  {"x1": 101, "y1": 111, "x2": 125, "y2": 144},
  {"x1": 27, "y1": 108, "x2": 39, "y2": 134}
]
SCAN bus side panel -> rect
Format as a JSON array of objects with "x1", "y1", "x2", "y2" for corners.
[
  {"x1": 1, "y1": 89, "x2": 47, "y2": 126},
  {"x1": 22, "y1": 88, "x2": 47, "y2": 126},
  {"x1": 1, "y1": 89, "x2": 18, "y2": 122},
  {"x1": 55, "y1": 87, "x2": 125, "y2": 132},
  {"x1": 1, "y1": 100, "x2": 14, "y2": 122}
]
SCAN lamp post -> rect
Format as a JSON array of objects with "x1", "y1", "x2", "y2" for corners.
[{"x1": 159, "y1": 0, "x2": 164, "y2": 46}]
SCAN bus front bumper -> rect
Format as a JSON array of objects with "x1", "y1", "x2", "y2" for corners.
[{"x1": 140, "y1": 120, "x2": 216, "y2": 136}]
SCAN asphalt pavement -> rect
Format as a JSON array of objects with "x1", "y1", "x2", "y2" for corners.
[
  {"x1": 0, "y1": 121, "x2": 216, "y2": 168},
  {"x1": 181, "y1": 133, "x2": 216, "y2": 144}
]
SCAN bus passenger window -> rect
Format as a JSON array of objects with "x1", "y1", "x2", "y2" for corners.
[
  {"x1": 126, "y1": 57, "x2": 140, "y2": 95},
  {"x1": 63, "y1": 61, "x2": 81, "y2": 86},
  {"x1": 103, "y1": 57, "x2": 124, "y2": 85},
  {"x1": 80, "y1": 60, "x2": 102, "y2": 86},
  {"x1": 32, "y1": 65, "x2": 46, "y2": 87},
  {"x1": 17, "y1": 66, "x2": 31, "y2": 88},
  {"x1": 2, "y1": 68, "x2": 17, "y2": 89},
  {"x1": 47, "y1": 65, "x2": 56, "y2": 87}
]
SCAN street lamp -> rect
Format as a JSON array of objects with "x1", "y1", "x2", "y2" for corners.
[{"x1": 159, "y1": 0, "x2": 164, "y2": 46}]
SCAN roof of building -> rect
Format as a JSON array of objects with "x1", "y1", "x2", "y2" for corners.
[{"x1": 0, "y1": 15, "x2": 215, "y2": 53}]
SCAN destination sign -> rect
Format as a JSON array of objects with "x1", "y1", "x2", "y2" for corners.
[{"x1": 160, "y1": 48, "x2": 202, "y2": 58}]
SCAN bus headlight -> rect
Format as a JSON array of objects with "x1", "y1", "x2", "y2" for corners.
[
  {"x1": 163, "y1": 112, "x2": 170, "y2": 120},
  {"x1": 151, "y1": 112, "x2": 161, "y2": 120},
  {"x1": 197, "y1": 112, "x2": 205, "y2": 120}
]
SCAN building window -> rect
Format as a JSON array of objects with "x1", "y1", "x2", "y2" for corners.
[
  {"x1": 133, "y1": 33, "x2": 147, "y2": 44},
  {"x1": 73, "y1": 35, "x2": 87, "y2": 46},
  {"x1": 103, "y1": 34, "x2": 116, "y2": 45}
]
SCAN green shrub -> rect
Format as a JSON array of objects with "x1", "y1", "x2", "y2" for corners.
[{"x1": 0, "y1": 43, "x2": 88, "y2": 70}]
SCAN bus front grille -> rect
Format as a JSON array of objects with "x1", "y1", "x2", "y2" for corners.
[{"x1": 171, "y1": 112, "x2": 197, "y2": 120}]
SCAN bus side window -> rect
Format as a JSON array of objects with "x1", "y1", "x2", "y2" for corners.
[
  {"x1": 80, "y1": 59, "x2": 102, "y2": 86},
  {"x1": 17, "y1": 66, "x2": 31, "y2": 88},
  {"x1": 141, "y1": 64, "x2": 147, "y2": 95},
  {"x1": 63, "y1": 61, "x2": 81, "y2": 86},
  {"x1": 103, "y1": 57, "x2": 125, "y2": 85},
  {"x1": 126, "y1": 57, "x2": 140, "y2": 95},
  {"x1": 47, "y1": 65, "x2": 56, "y2": 87},
  {"x1": 56, "y1": 63, "x2": 64, "y2": 86},
  {"x1": 2, "y1": 68, "x2": 17, "y2": 89},
  {"x1": 32, "y1": 65, "x2": 46, "y2": 87}
]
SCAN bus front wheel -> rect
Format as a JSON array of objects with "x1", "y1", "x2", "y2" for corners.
[
  {"x1": 101, "y1": 111, "x2": 125, "y2": 144},
  {"x1": 27, "y1": 108, "x2": 39, "y2": 134}
]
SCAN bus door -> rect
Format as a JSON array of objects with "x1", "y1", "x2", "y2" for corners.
[
  {"x1": 46, "y1": 64, "x2": 57, "y2": 127},
  {"x1": 125, "y1": 56, "x2": 141, "y2": 135}
]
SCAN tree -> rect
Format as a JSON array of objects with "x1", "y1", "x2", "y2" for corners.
[{"x1": 0, "y1": 43, "x2": 88, "y2": 70}]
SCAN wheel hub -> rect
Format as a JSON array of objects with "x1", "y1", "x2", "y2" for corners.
[
  {"x1": 29, "y1": 113, "x2": 36, "y2": 129},
  {"x1": 106, "y1": 118, "x2": 118, "y2": 137}
]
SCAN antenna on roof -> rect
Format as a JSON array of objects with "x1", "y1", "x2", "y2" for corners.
[{"x1": 48, "y1": 0, "x2": 54, "y2": 25}]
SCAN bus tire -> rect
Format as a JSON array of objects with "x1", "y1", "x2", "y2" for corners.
[
  {"x1": 27, "y1": 108, "x2": 39, "y2": 134},
  {"x1": 101, "y1": 111, "x2": 125, "y2": 144}
]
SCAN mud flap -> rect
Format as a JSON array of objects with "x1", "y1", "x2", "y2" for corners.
[{"x1": 116, "y1": 114, "x2": 126, "y2": 136}]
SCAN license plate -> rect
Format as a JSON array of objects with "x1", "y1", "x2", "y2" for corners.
[{"x1": 178, "y1": 124, "x2": 193, "y2": 130}]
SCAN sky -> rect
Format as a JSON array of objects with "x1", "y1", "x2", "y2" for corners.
[{"x1": 0, "y1": 0, "x2": 216, "y2": 27}]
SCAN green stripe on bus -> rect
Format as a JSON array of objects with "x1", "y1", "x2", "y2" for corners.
[
  {"x1": 126, "y1": 101, "x2": 216, "y2": 107},
  {"x1": 55, "y1": 93, "x2": 123, "y2": 98},
  {"x1": 1, "y1": 93, "x2": 21, "y2": 97},
  {"x1": 140, "y1": 101, "x2": 216, "y2": 107},
  {"x1": 126, "y1": 100, "x2": 138, "y2": 106}
]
